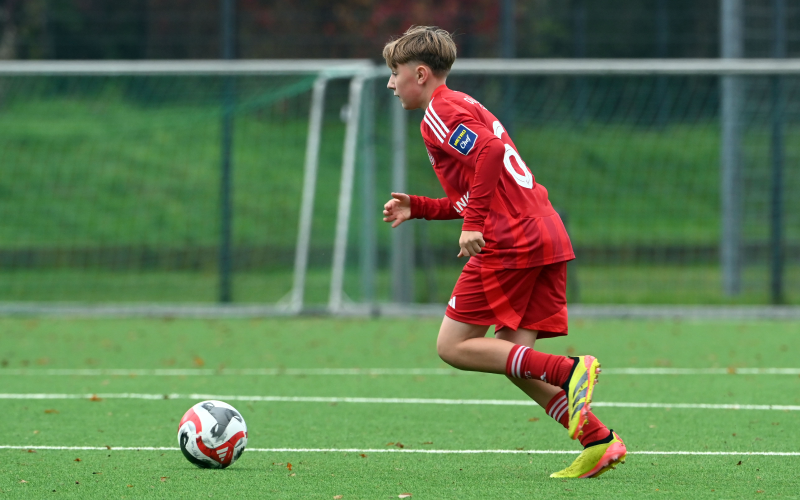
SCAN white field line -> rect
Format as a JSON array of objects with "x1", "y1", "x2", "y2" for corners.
[
  {"x1": 1, "y1": 393, "x2": 799, "y2": 411},
  {"x1": 0, "y1": 445, "x2": 798, "y2": 456},
  {"x1": 1, "y1": 367, "x2": 799, "y2": 376}
]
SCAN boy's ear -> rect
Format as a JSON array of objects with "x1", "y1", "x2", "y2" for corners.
[{"x1": 415, "y1": 64, "x2": 430, "y2": 85}]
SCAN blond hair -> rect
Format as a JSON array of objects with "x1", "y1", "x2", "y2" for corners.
[{"x1": 382, "y1": 26, "x2": 457, "y2": 77}]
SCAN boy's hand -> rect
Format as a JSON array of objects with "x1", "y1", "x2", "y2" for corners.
[
  {"x1": 457, "y1": 231, "x2": 485, "y2": 258},
  {"x1": 383, "y1": 192, "x2": 411, "y2": 228}
]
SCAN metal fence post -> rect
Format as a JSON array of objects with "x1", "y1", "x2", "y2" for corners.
[
  {"x1": 391, "y1": 92, "x2": 413, "y2": 303},
  {"x1": 770, "y1": 0, "x2": 786, "y2": 304},
  {"x1": 720, "y1": 0, "x2": 743, "y2": 296},
  {"x1": 218, "y1": 0, "x2": 235, "y2": 303}
]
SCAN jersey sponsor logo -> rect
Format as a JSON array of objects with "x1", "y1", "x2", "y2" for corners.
[
  {"x1": 463, "y1": 96, "x2": 487, "y2": 109},
  {"x1": 453, "y1": 191, "x2": 469, "y2": 214},
  {"x1": 448, "y1": 124, "x2": 478, "y2": 155},
  {"x1": 424, "y1": 99, "x2": 449, "y2": 143}
]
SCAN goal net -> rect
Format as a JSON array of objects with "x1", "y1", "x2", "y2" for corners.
[{"x1": 0, "y1": 61, "x2": 371, "y2": 311}]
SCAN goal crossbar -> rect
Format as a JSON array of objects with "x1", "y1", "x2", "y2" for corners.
[{"x1": 0, "y1": 59, "x2": 374, "y2": 76}]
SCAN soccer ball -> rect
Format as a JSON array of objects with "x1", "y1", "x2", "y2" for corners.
[{"x1": 177, "y1": 400, "x2": 248, "y2": 469}]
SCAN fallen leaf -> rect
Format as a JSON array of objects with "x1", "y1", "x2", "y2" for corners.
[
  {"x1": 386, "y1": 442, "x2": 394, "y2": 446},
  {"x1": 422, "y1": 441, "x2": 433, "y2": 444},
  {"x1": 92, "y1": 472, "x2": 102, "y2": 475},
  {"x1": 193, "y1": 356, "x2": 205, "y2": 367},
  {"x1": 19, "y1": 480, "x2": 27, "y2": 483},
  {"x1": 334, "y1": 496, "x2": 343, "y2": 499},
  {"x1": 649, "y1": 425, "x2": 657, "y2": 428},
  {"x1": 27, "y1": 450, "x2": 36, "y2": 453},
  {"x1": 359, "y1": 454, "x2": 366, "y2": 458},
  {"x1": 736, "y1": 461, "x2": 742, "y2": 465},
  {"x1": 398, "y1": 494, "x2": 412, "y2": 499},
  {"x1": 516, "y1": 447, "x2": 524, "y2": 450},
  {"x1": 395, "y1": 442, "x2": 405, "y2": 448},
  {"x1": 33, "y1": 430, "x2": 39, "y2": 434},
  {"x1": 528, "y1": 418, "x2": 539, "y2": 422},
  {"x1": 127, "y1": 485, "x2": 133, "y2": 488},
  {"x1": 105, "y1": 445, "x2": 111, "y2": 450},
  {"x1": 757, "y1": 490, "x2": 764, "y2": 494},
  {"x1": 727, "y1": 366, "x2": 737, "y2": 374},
  {"x1": 89, "y1": 394, "x2": 103, "y2": 402},
  {"x1": 75, "y1": 481, "x2": 79, "y2": 484},
  {"x1": 287, "y1": 463, "x2": 293, "y2": 471},
  {"x1": 74, "y1": 458, "x2": 81, "y2": 462},
  {"x1": 289, "y1": 473, "x2": 296, "y2": 477},
  {"x1": 160, "y1": 477, "x2": 168, "y2": 482},
  {"x1": 44, "y1": 409, "x2": 59, "y2": 414}
]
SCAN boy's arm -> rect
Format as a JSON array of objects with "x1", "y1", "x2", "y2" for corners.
[
  {"x1": 409, "y1": 195, "x2": 461, "y2": 220},
  {"x1": 460, "y1": 138, "x2": 505, "y2": 232}
]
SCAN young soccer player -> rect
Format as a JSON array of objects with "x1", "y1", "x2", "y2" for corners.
[{"x1": 381, "y1": 26, "x2": 626, "y2": 478}]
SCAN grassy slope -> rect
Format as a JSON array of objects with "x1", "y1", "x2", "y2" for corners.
[
  {"x1": 1, "y1": 318, "x2": 799, "y2": 497},
  {"x1": 5, "y1": 93, "x2": 798, "y2": 250}
]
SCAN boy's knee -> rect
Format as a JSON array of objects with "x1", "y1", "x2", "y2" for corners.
[{"x1": 436, "y1": 338, "x2": 457, "y2": 366}]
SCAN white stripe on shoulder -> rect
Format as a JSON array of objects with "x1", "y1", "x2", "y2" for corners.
[
  {"x1": 427, "y1": 99, "x2": 450, "y2": 133},
  {"x1": 423, "y1": 107, "x2": 447, "y2": 139},
  {"x1": 423, "y1": 115, "x2": 444, "y2": 143}
]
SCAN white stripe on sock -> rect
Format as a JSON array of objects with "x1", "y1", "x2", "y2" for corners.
[
  {"x1": 553, "y1": 403, "x2": 569, "y2": 423},
  {"x1": 549, "y1": 399, "x2": 568, "y2": 419},
  {"x1": 548, "y1": 397, "x2": 568, "y2": 418},
  {"x1": 514, "y1": 347, "x2": 529, "y2": 378},
  {"x1": 509, "y1": 347, "x2": 524, "y2": 379}
]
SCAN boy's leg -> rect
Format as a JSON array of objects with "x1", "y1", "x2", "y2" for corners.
[
  {"x1": 436, "y1": 316, "x2": 508, "y2": 374},
  {"x1": 496, "y1": 326, "x2": 611, "y2": 447},
  {"x1": 494, "y1": 327, "x2": 561, "y2": 405},
  {"x1": 436, "y1": 316, "x2": 572, "y2": 382}
]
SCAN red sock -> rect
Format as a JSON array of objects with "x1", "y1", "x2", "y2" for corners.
[
  {"x1": 505, "y1": 345, "x2": 574, "y2": 386},
  {"x1": 545, "y1": 390, "x2": 610, "y2": 448}
]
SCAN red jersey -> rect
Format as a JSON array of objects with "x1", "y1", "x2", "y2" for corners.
[{"x1": 410, "y1": 85, "x2": 574, "y2": 269}]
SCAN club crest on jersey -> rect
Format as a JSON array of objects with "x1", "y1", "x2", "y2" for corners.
[{"x1": 448, "y1": 124, "x2": 478, "y2": 155}]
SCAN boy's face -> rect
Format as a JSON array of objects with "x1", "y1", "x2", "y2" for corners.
[{"x1": 387, "y1": 63, "x2": 425, "y2": 110}]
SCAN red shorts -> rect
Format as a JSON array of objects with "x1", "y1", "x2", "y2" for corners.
[{"x1": 445, "y1": 261, "x2": 569, "y2": 338}]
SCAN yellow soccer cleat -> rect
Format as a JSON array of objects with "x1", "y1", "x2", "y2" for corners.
[
  {"x1": 550, "y1": 431, "x2": 627, "y2": 479},
  {"x1": 562, "y1": 355, "x2": 601, "y2": 440}
]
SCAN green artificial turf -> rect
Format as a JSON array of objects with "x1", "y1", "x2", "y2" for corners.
[{"x1": 1, "y1": 317, "x2": 799, "y2": 498}]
